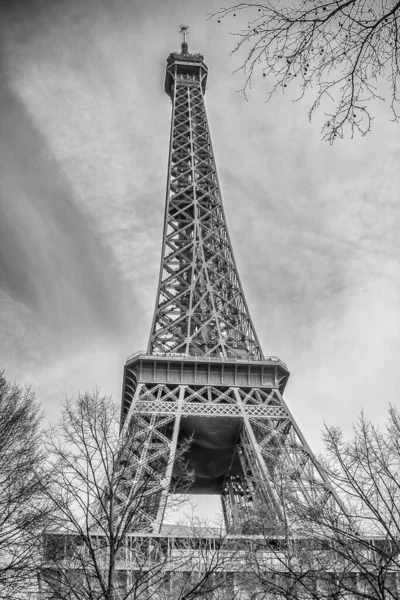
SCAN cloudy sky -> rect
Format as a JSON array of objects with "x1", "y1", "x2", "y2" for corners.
[{"x1": 1, "y1": 0, "x2": 400, "y2": 516}]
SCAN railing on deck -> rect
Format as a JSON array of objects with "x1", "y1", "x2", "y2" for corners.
[{"x1": 126, "y1": 350, "x2": 287, "y2": 370}]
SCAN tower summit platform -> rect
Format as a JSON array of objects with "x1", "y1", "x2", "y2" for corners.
[{"x1": 164, "y1": 26, "x2": 208, "y2": 97}]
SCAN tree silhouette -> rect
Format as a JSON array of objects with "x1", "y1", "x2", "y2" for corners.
[
  {"x1": 0, "y1": 372, "x2": 49, "y2": 599},
  {"x1": 42, "y1": 391, "x2": 238, "y2": 600},
  {"x1": 243, "y1": 406, "x2": 400, "y2": 599}
]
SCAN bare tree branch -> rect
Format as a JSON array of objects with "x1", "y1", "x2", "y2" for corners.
[
  {"x1": 243, "y1": 406, "x2": 400, "y2": 598},
  {"x1": 0, "y1": 372, "x2": 50, "y2": 599},
  {"x1": 210, "y1": 0, "x2": 400, "y2": 142},
  {"x1": 42, "y1": 391, "x2": 239, "y2": 600}
]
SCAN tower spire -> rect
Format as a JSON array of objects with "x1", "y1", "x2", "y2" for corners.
[{"x1": 179, "y1": 24, "x2": 189, "y2": 54}]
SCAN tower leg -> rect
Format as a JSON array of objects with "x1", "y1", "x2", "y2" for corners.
[
  {"x1": 153, "y1": 386, "x2": 186, "y2": 533},
  {"x1": 234, "y1": 388, "x2": 283, "y2": 529}
]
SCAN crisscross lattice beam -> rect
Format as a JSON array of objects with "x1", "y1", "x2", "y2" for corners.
[{"x1": 148, "y1": 54, "x2": 262, "y2": 359}]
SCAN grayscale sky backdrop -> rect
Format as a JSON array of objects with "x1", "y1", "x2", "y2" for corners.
[{"x1": 1, "y1": 0, "x2": 400, "y2": 515}]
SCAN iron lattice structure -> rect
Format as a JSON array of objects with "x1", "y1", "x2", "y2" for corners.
[
  {"x1": 148, "y1": 46, "x2": 261, "y2": 360},
  {"x1": 121, "y1": 33, "x2": 342, "y2": 535}
]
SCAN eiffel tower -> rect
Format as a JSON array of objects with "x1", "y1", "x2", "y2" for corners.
[{"x1": 121, "y1": 27, "x2": 340, "y2": 534}]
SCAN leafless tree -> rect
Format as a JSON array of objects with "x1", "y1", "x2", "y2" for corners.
[
  {"x1": 0, "y1": 372, "x2": 49, "y2": 599},
  {"x1": 41, "y1": 391, "x2": 240, "y2": 600},
  {"x1": 212, "y1": 0, "x2": 400, "y2": 142},
  {"x1": 242, "y1": 407, "x2": 400, "y2": 599}
]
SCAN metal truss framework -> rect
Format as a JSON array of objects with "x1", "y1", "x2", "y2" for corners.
[
  {"x1": 122, "y1": 356, "x2": 341, "y2": 533},
  {"x1": 148, "y1": 49, "x2": 262, "y2": 360},
  {"x1": 121, "y1": 37, "x2": 344, "y2": 536}
]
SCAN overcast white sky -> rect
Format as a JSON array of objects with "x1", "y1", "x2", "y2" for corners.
[{"x1": 1, "y1": 0, "x2": 400, "y2": 517}]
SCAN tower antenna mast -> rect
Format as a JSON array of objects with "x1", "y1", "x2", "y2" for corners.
[{"x1": 179, "y1": 24, "x2": 189, "y2": 53}]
